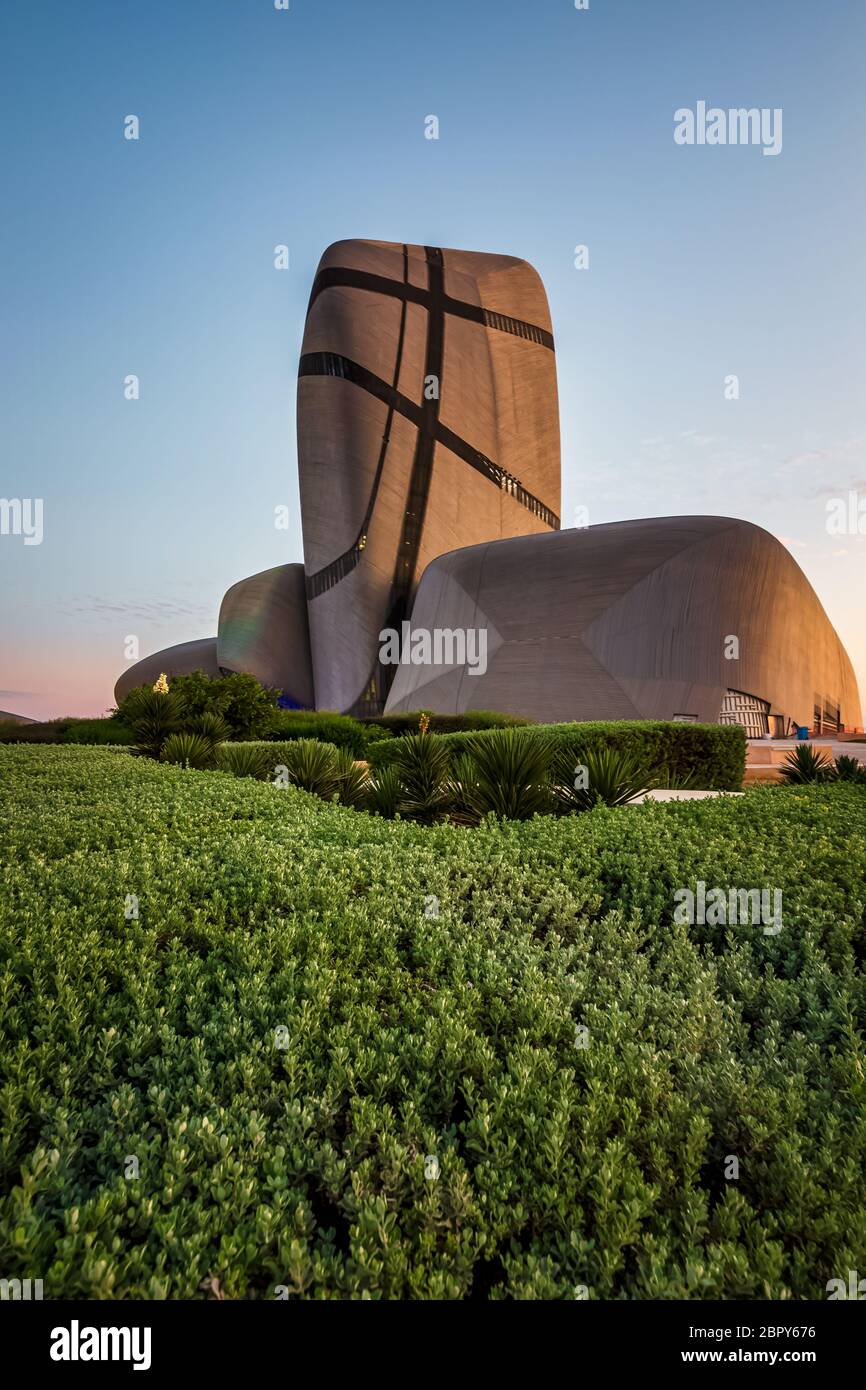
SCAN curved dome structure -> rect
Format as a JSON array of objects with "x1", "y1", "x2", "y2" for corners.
[
  {"x1": 384, "y1": 516, "x2": 862, "y2": 732},
  {"x1": 114, "y1": 637, "x2": 220, "y2": 705},
  {"x1": 217, "y1": 563, "x2": 313, "y2": 708},
  {"x1": 297, "y1": 239, "x2": 561, "y2": 715}
]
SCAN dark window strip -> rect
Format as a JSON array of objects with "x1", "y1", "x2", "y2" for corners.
[
  {"x1": 299, "y1": 348, "x2": 561, "y2": 582},
  {"x1": 435, "y1": 424, "x2": 560, "y2": 530},
  {"x1": 298, "y1": 351, "x2": 422, "y2": 428}
]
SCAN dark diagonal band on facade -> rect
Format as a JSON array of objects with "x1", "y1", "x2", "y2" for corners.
[
  {"x1": 298, "y1": 352, "x2": 422, "y2": 430},
  {"x1": 300, "y1": 345, "x2": 560, "y2": 601},
  {"x1": 388, "y1": 246, "x2": 445, "y2": 605},
  {"x1": 308, "y1": 264, "x2": 555, "y2": 350},
  {"x1": 304, "y1": 249, "x2": 411, "y2": 602},
  {"x1": 357, "y1": 246, "x2": 446, "y2": 713}
]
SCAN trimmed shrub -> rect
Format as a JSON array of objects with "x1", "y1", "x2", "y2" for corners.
[
  {"x1": 368, "y1": 720, "x2": 746, "y2": 791},
  {"x1": 362, "y1": 723, "x2": 393, "y2": 748},
  {"x1": 62, "y1": 718, "x2": 135, "y2": 745},
  {"x1": 0, "y1": 746, "x2": 864, "y2": 1300},
  {"x1": 264, "y1": 709, "x2": 369, "y2": 757},
  {"x1": 0, "y1": 717, "x2": 135, "y2": 746},
  {"x1": 0, "y1": 721, "x2": 66, "y2": 744},
  {"x1": 362, "y1": 709, "x2": 533, "y2": 737}
]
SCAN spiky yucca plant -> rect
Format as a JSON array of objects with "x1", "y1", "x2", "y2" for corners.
[
  {"x1": 283, "y1": 739, "x2": 341, "y2": 799},
  {"x1": 186, "y1": 711, "x2": 232, "y2": 751},
  {"x1": 393, "y1": 734, "x2": 453, "y2": 822},
  {"x1": 125, "y1": 687, "x2": 185, "y2": 758},
  {"x1": 332, "y1": 748, "x2": 370, "y2": 808},
  {"x1": 365, "y1": 764, "x2": 402, "y2": 819},
  {"x1": 458, "y1": 728, "x2": 552, "y2": 821},
  {"x1": 215, "y1": 742, "x2": 272, "y2": 779},
  {"x1": 446, "y1": 752, "x2": 482, "y2": 825},
  {"x1": 778, "y1": 743, "x2": 834, "y2": 784},
  {"x1": 833, "y1": 754, "x2": 866, "y2": 785},
  {"x1": 655, "y1": 764, "x2": 700, "y2": 791},
  {"x1": 554, "y1": 745, "x2": 653, "y2": 811},
  {"x1": 160, "y1": 732, "x2": 214, "y2": 770}
]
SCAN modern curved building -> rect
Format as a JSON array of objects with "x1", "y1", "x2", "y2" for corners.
[
  {"x1": 217, "y1": 564, "x2": 313, "y2": 709},
  {"x1": 383, "y1": 516, "x2": 862, "y2": 734},
  {"x1": 114, "y1": 236, "x2": 862, "y2": 735},
  {"x1": 115, "y1": 567, "x2": 313, "y2": 709},
  {"x1": 115, "y1": 637, "x2": 221, "y2": 704}
]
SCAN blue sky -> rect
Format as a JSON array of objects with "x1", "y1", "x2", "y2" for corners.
[{"x1": 1, "y1": 0, "x2": 864, "y2": 718}]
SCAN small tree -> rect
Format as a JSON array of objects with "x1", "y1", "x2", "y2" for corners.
[{"x1": 117, "y1": 670, "x2": 278, "y2": 741}]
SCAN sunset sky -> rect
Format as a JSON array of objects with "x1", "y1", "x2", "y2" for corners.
[{"x1": 1, "y1": 0, "x2": 863, "y2": 721}]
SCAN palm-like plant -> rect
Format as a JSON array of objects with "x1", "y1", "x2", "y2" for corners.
[
  {"x1": 160, "y1": 732, "x2": 214, "y2": 770},
  {"x1": 125, "y1": 687, "x2": 185, "y2": 758},
  {"x1": 832, "y1": 754, "x2": 866, "y2": 785},
  {"x1": 655, "y1": 763, "x2": 701, "y2": 791},
  {"x1": 553, "y1": 745, "x2": 653, "y2": 811},
  {"x1": 366, "y1": 764, "x2": 402, "y2": 818},
  {"x1": 446, "y1": 752, "x2": 482, "y2": 825},
  {"x1": 283, "y1": 739, "x2": 341, "y2": 799},
  {"x1": 393, "y1": 734, "x2": 453, "y2": 822},
  {"x1": 459, "y1": 729, "x2": 552, "y2": 821},
  {"x1": 186, "y1": 711, "x2": 232, "y2": 751},
  {"x1": 215, "y1": 742, "x2": 272, "y2": 779},
  {"x1": 778, "y1": 743, "x2": 834, "y2": 784},
  {"x1": 332, "y1": 748, "x2": 370, "y2": 808}
]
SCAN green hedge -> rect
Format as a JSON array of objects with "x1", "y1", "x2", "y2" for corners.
[
  {"x1": 0, "y1": 717, "x2": 134, "y2": 746},
  {"x1": 0, "y1": 745, "x2": 863, "y2": 1299},
  {"x1": 360, "y1": 709, "x2": 533, "y2": 736},
  {"x1": 263, "y1": 710, "x2": 373, "y2": 757},
  {"x1": 367, "y1": 720, "x2": 746, "y2": 790},
  {"x1": 251, "y1": 739, "x2": 339, "y2": 773},
  {"x1": 261, "y1": 709, "x2": 533, "y2": 757}
]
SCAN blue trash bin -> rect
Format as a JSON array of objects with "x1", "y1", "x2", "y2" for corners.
[{"x1": 796, "y1": 726, "x2": 809, "y2": 740}]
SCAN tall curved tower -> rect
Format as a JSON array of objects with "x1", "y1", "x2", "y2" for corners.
[{"x1": 297, "y1": 239, "x2": 561, "y2": 714}]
